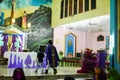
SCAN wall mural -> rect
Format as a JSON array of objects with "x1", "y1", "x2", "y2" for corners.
[
  {"x1": 0, "y1": 0, "x2": 52, "y2": 9},
  {"x1": 0, "y1": 0, "x2": 53, "y2": 52},
  {"x1": 27, "y1": 5, "x2": 53, "y2": 51}
]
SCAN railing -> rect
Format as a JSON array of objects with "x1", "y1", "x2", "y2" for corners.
[{"x1": 59, "y1": 57, "x2": 81, "y2": 67}]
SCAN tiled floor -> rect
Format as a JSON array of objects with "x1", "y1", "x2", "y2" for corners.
[
  {"x1": 0, "y1": 65, "x2": 79, "y2": 76},
  {"x1": 0, "y1": 65, "x2": 93, "y2": 80}
]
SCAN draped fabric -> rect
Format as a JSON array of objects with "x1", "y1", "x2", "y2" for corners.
[
  {"x1": 0, "y1": 34, "x2": 23, "y2": 55},
  {"x1": 11, "y1": 35, "x2": 23, "y2": 52},
  {"x1": 1, "y1": 34, "x2": 8, "y2": 56},
  {"x1": 11, "y1": 35, "x2": 17, "y2": 51}
]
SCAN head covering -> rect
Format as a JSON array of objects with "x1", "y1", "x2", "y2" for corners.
[
  {"x1": 48, "y1": 40, "x2": 53, "y2": 45},
  {"x1": 13, "y1": 68, "x2": 26, "y2": 80},
  {"x1": 84, "y1": 48, "x2": 93, "y2": 58}
]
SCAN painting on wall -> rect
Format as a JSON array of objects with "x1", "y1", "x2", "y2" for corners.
[
  {"x1": 26, "y1": 5, "x2": 53, "y2": 52},
  {"x1": 65, "y1": 33, "x2": 76, "y2": 57}
]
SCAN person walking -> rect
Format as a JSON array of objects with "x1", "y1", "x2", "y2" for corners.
[
  {"x1": 45, "y1": 40, "x2": 59, "y2": 75},
  {"x1": 35, "y1": 45, "x2": 45, "y2": 74}
]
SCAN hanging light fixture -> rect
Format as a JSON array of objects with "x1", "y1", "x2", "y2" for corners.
[
  {"x1": 27, "y1": 22, "x2": 31, "y2": 28},
  {"x1": 12, "y1": 18, "x2": 15, "y2": 24}
]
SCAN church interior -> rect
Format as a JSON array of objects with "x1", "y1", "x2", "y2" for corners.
[{"x1": 0, "y1": 0, "x2": 119, "y2": 80}]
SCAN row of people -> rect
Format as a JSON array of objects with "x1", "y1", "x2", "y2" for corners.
[{"x1": 77, "y1": 48, "x2": 108, "y2": 80}]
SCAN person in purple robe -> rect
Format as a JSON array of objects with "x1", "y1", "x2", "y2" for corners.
[
  {"x1": 77, "y1": 48, "x2": 95, "y2": 73},
  {"x1": 97, "y1": 50, "x2": 107, "y2": 70},
  {"x1": 45, "y1": 40, "x2": 59, "y2": 75}
]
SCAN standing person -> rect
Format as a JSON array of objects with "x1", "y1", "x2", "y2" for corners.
[
  {"x1": 77, "y1": 48, "x2": 95, "y2": 73},
  {"x1": 97, "y1": 50, "x2": 107, "y2": 71},
  {"x1": 35, "y1": 45, "x2": 45, "y2": 74},
  {"x1": 94, "y1": 67, "x2": 107, "y2": 80},
  {"x1": 45, "y1": 40, "x2": 59, "y2": 75}
]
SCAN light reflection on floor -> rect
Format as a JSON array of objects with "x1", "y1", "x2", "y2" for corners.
[
  {"x1": 0, "y1": 65, "x2": 92, "y2": 80},
  {"x1": 0, "y1": 65, "x2": 80, "y2": 76}
]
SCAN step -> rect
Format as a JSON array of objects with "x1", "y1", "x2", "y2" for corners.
[{"x1": 0, "y1": 73, "x2": 93, "y2": 80}]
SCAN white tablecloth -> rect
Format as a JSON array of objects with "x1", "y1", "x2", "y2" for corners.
[{"x1": 4, "y1": 51, "x2": 37, "y2": 68}]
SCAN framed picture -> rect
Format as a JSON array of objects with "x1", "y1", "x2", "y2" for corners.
[
  {"x1": 97, "y1": 35, "x2": 104, "y2": 41},
  {"x1": 65, "y1": 33, "x2": 76, "y2": 57}
]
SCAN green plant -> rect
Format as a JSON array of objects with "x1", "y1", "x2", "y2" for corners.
[{"x1": 109, "y1": 68, "x2": 120, "y2": 80}]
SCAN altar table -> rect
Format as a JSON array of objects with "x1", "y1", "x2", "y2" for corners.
[{"x1": 4, "y1": 52, "x2": 47, "y2": 68}]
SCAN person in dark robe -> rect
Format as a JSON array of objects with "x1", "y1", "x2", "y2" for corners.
[
  {"x1": 45, "y1": 40, "x2": 59, "y2": 74},
  {"x1": 35, "y1": 45, "x2": 45, "y2": 73}
]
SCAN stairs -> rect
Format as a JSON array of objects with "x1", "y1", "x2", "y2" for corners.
[{"x1": 0, "y1": 55, "x2": 8, "y2": 65}]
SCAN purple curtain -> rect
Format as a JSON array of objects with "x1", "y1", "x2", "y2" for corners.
[
  {"x1": 1, "y1": 34, "x2": 8, "y2": 55},
  {"x1": 11, "y1": 35, "x2": 23, "y2": 52},
  {"x1": 1, "y1": 34, "x2": 24, "y2": 55},
  {"x1": 11, "y1": 35, "x2": 17, "y2": 51}
]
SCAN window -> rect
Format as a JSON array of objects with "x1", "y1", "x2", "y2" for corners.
[
  {"x1": 79, "y1": 0, "x2": 83, "y2": 13},
  {"x1": 60, "y1": 0, "x2": 64, "y2": 18},
  {"x1": 74, "y1": 0, "x2": 77, "y2": 15},
  {"x1": 69, "y1": 0, "x2": 72, "y2": 16},
  {"x1": 65, "y1": 0, "x2": 68, "y2": 17},
  {"x1": 91, "y1": 0, "x2": 96, "y2": 10},
  {"x1": 85, "y1": 0, "x2": 89, "y2": 11}
]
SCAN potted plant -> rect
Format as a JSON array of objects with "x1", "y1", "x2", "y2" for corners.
[{"x1": 109, "y1": 68, "x2": 120, "y2": 80}]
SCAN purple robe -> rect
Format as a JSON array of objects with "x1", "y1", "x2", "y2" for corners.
[
  {"x1": 45, "y1": 45, "x2": 59, "y2": 67},
  {"x1": 98, "y1": 51, "x2": 107, "y2": 70}
]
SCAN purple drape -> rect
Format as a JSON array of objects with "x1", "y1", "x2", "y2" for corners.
[
  {"x1": 1, "y1": 34, "x2": 8, "y2": 55},
  {"x1": 1, "y1": 34, "x2": 24, "y2": 56},
  {"x1": 11, "y1": 35, "x2": 23, "y2": 52},
  {"x1": 11, "y1": 35, "x2": 17, "y2": 51}
]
